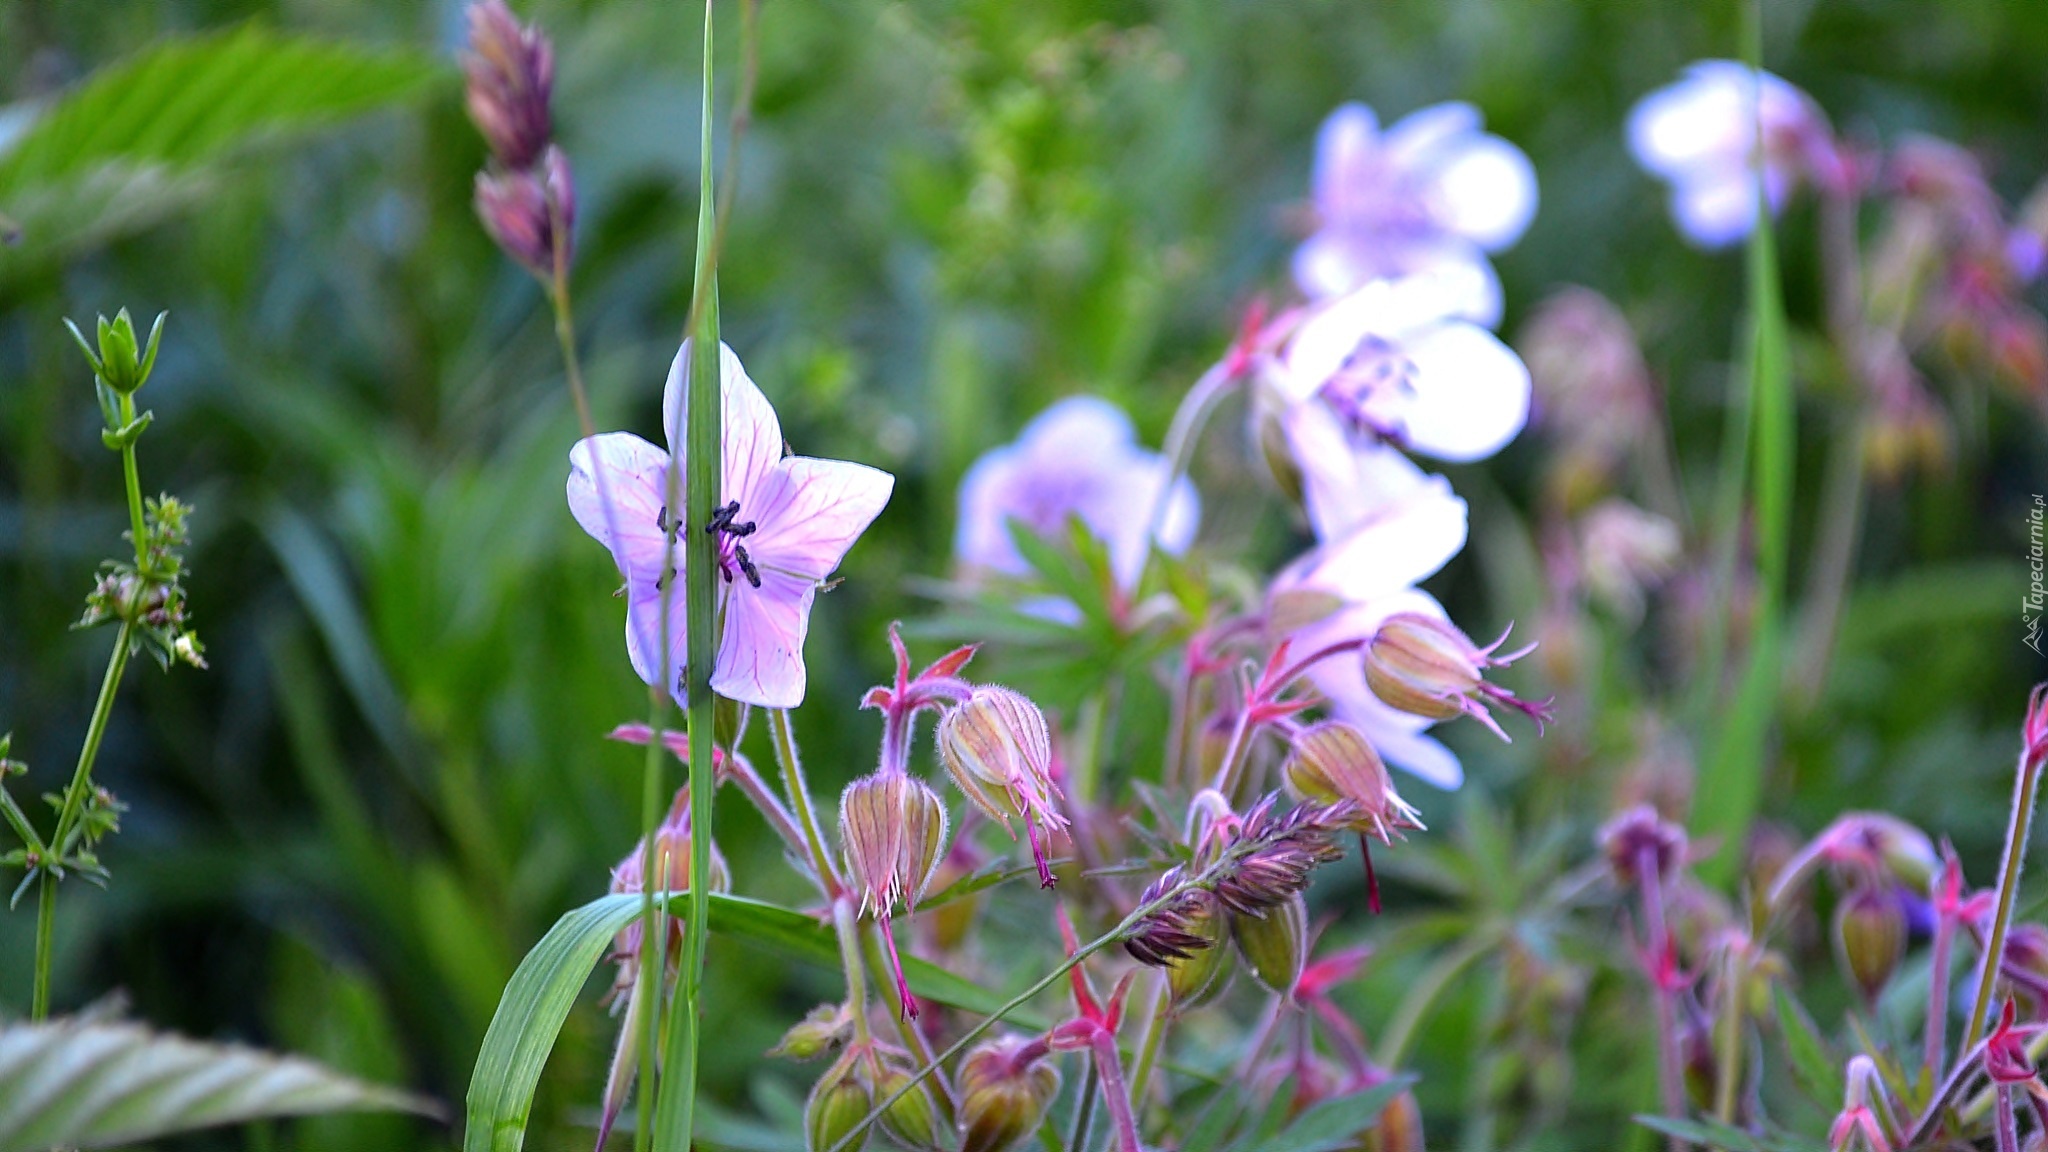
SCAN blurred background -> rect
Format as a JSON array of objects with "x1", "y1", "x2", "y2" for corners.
[{"x1": 3, "y1": 1, "x2": 2047, "y2": 1148}]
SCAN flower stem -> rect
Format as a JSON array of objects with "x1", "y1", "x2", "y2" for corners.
[
  {"x1": 859, "y1": 919, "x2": 955, "y2": 1115},
  {"x1": 1068, "y1": 1060, "x2": 1100, "y2": 1152},
  {"x1": 1091, "y1": 1030, "x2": 1143, "y2": 1152},
  {"x1": 771, "y1": 708, "x2": 842, "y2": 896},
  {"x1": 834, "y1": 898, "x2": 872, "y2": 1046},
  {"x1": 1125, "y1": 972, "x2": 1172, "y2": 1109},
  {"x1": 1963, "y1": 749, "x2": 2040, "y2": 1058},
  {"x1": 1997, "y1": 1085, "x2": 2020, "y2": 1152},
  {"x1": 1926, "y1": 909, "x2": 1956, "y2": 1083},
  {"x1": 1711, "y1": 944, "x2": 1746, "y2": 1127},
  {"x1": 1143, "y1": 359, "x2": 1236, "y2": 547}
]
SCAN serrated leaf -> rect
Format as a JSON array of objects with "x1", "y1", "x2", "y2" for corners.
[
  {"x1": 0, "y1": 1016, "x2": 429, "y2": 1152},
  {"x1": 465, "y1": 891, "x2": 1031, "y2": 1152},
  {"x1": 0, "y1": 25, "x2": 440, "y2": 261},
  {"x1": 1261, "y1": 1077, "x2": 1416, "y2": 1152}
]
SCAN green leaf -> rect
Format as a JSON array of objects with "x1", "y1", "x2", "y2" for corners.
[
  {"x1": 464, "y1": 892, "x2": 1028, "y2": 1152},
  {"x1": 0, "y1": 25, "x2": 440, "y2": 261},
  {"x1": 1260, "y1": 1077, "x2": 1416, "y2": 1152},
  {"x1": 0, "y1": 1016, "x2": 429, "y2": 1152},
  {"x1": 1633, "y1": 1114, "x2": 1827, "y2": 1152},
  {"x1": 1771, "y1": 984, "x2": 1844, "y2": 1108}
]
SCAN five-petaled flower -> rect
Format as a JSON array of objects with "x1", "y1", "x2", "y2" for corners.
[
  {"x1": 1295, "y1": 101, "x2": 1538, "y2": 324},
  {"x1": 568, "y1": 340, "x2": 894, "y2": 709}
]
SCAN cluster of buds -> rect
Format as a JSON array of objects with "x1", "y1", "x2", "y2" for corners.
[
  {"x1": 463, "y1": 0, "x2": 574, "y2": 280},
  {"x1": 75, "y1": 495, "x2": 206, "y2": 670},
  {"x1": 1125, "y1": 796, "x2": 1357, "y2": 1002},
  {"x1": 798, "y1": 1038, "x2": 944, "y2": 1152},
  {"x1": 1364, "y1": 613, "x2": 1554, "y2": 742}
]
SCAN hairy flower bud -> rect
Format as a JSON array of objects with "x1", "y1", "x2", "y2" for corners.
[
  {"x1": 1598, "y1": 804, "x2": 1687, "y2": 888},
  {"x1": 937, "y1": 686, "x2": 1068, "y2": 888},
  {"x1": 806, "y1": 1056, "x2": 872, "y2": 1152},
  {"x1": 1832, "y1": 885, "x2": 1906, "y2": 1004},
  {"x1": 1283, "y1": 721, "x2": 1423, "y2": 842},
  {"x1": 839, "y1": 773, "x2": 949, "y2": 918},
  {"x1": 463, "y1": 0, "x2": 554, "y2": 169},
  {"x1": 957, "y1": 1036, "x2": 1059, "y2": 1152},
  {"x1": 1363, "y1": 613, "x2": 1553, "y2": 740},
  {"x1": 769, "y1": 1003, "x2": 852, "y2": 1062},
  {"x1": 874, "y1": 1058, "x2": 944, "y2": 1151},
  {"x1": 1234, "y1": 891, "x2": 1309, "y2": 995}
]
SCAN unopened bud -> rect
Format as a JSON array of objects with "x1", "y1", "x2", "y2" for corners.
[
  {"x1": 806, "y1": 1056, "x2": 873, "y2": 1152},
  {"x1": 937, "y1": 686, "x2": 1067, "y2": 887},
  {"x1": 1283, "y1": 721, "x2": 1423, "y2": 841},
  {"x1": 957, "y1": 1036, "x2": 1059, "y2": 1152},
  {"x1": 1234, "y1": 891, "x2": 1308, "y2": 996},
  {"x1": 875, "y1": 1058, "x2": 944, "y2": 1151},
  {"x1": 1598, "y1": 805, "x2": 1687, "y2": 888},
  {"x1": 1355, "y1": 1085, "x2": 1425, "y2": 1152},
  {"x1": 463, "y1": 0, "x2": 554, "y2": 169},
  {"x1": 1833, "y1": 886, "x2": 1906, "y2": 1004},
  {"x1": 769, "y1": 1003, "x2": 851, "y2": 1062},
  {"x1": 1363, "y1": 613, "x2": 1552, "y2": 741},
  {"x1": 838, "y1": 772, "x2": 949, "y2": 918},
  {"x1": 64, "y1": 308, "x2": 165, "y2": 396},
  {"x1": 1162, "y1": 890, "x2": 1232, "y2": 1010}
]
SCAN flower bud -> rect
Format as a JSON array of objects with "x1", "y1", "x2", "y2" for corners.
[
  {"x1": 1355, "y1": 1086, "x2": 1424, "y2": 1152},
  {"x1": 937, "y1": 686, "x2": 1068, "y2": 888},
  {"x1": 769, "y1": 1003, "x2": 852, "y2": 1062},
  {"x1": 1597, "y1": 805, "x2": 1687, "y2": 888},
  {"x1": 838, "y1": 772, "x2": 949, "y2": 918},
  {"x1": 64, "y1": 308, "x2": 165, "y2": 396},
  {"x1": 1283, "y1": 721, "x2": 1423, "y2": 841},
  {"x1": 806, "y1": 1056, "x2": 872, "y2": 1152},
  {"x1": 463, "y1": 0, "x2": 554, "y2": 169},
  {"x1": 1363, "y1": 613, "x2": 1552, "y2": 740},
  {"x1": 957, "y1": 1036, "x2": 1059, "y2": 1152},
  {"x1": 1162, "y1": 890, "x2": 1233, "y2": 1010},
  {"x1": 1234, "y1": 891, "x2": 1309, "y2": 996},
  {"x1": 1832, "y1": 885, "x2": 1906, "y2": 1004},
  {"x1": 874, "y1": 1058, "x2": 944, "y2": 1151}
]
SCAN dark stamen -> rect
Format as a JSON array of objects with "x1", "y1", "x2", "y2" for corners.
[
  {"x1": 734, "y1": 545, "x2": 762, "y2": 588},
  {"x1": 705, "y1": 500, "x2": 740, "y2": 534}
]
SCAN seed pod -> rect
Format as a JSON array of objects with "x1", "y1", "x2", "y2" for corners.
[
  {"x1": 1283, "y1": 721, "x2": 1422, "y2": 840},
  {"x1": 806, "y1": 1055, "x2": 872, "y2": 1152},
  {"x1": 1163, "y1": 891, "x2": 1233, "y2": 1010},
  {"x1": 1234, "y1": 892, "x2": 1309, "y2": 995},
  {"x1": 957, "y1": 1037, "x2": 1059, "y2": 1152},
  {"x1": 1833, "y1": 885, "x2": 1906, "y2": 1004}
]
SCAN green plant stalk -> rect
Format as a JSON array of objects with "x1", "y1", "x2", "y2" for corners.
[
  {"x1": 1711, "y1": 946, "x2": 1746, "y2": 1127},
  {"x1": 1125, "y1": 973, "x2": 1171, "y2": 1108},
  {"x1": 859, "y1": 920, "x2": 956, "y2": 1116},
  {"x1": 772, "y1": 708, "x2": 842, "y2": 895},
  {"x1": 1068, "y1": 1060, "x2": 1100, "y2": 1152},
  {"x1": 834, "y1": 899, "x2": 872, "y2": 1046},
  {"x1": 1961, "y1": 748, "x2": 2040, "y2": 1058},
  {"x1": 651, "y1": 2, "x2": 723, "y2": 1144}
]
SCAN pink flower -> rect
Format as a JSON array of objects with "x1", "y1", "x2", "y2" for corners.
[
  {"x1": 567, "y1": 341, "x2": 894, "y2": 708},
  {"x1": 1295, "y1": 102, "x2": 1538, "y2": 323},
  {"x1": 1270, "y1": 274, "x2": 1533, "y2": 474},
  {"x1": 1628, "y1": 61, "x2": 1838, "y2": 249},
  {"x1": 955, "y1": 396, "x2": 1199, "y2": 591}
]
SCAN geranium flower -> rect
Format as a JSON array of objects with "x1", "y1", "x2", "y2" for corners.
[
  {"x1": 1268, "y1": 457, "x2": 1470, "y2": 789},
  {"x1": 1628, "y1": 60, "x2": 1837, "y2": 249},
  {"x1": 1266, "y1": 274, "x2": 1531, "y2": 517},
  {"x1": 1294, "y1": 101, "x2": 1538, "y2": 325},
  {"x1": 955, "y1": 395, "x2": 1199, "y2": 590},
  {"x1": 567, "y1": 341, "x2": 894, "y2": 709}
]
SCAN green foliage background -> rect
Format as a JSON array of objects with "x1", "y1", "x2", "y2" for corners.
[{"x1": 2, "y1": 1, "x2": 2046, "y2": 1148}]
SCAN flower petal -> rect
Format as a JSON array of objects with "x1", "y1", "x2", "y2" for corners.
[
  {"x1": 624, "y1": 576, "x2": 689, "y2": 699},
  {"x1": 1424, "y1": 133, "x2": 1537, "y2": 252},
  {"x1": 1381, "y1": 102, "x2": 1483, "y2": 174},
  {"x1": 1312, "y1": 102, "x2": 1383, "y2": 228},
  {"x1": 1395, "y1": 322, "x2": 1531, "y2": 462},
  {"x1": 663, "y1": 340, "x2": 785, "y2": 504},
  {"x1": 746, "y1": 457, "x2": 896, "y2": 583},
  {"x1": 711, "y1": 566, "x2": 814, "y2": 708},
  {"x1": 1286, "y1": 467, "x2": 1467, "y2": 601},
  {"x1": 1669, "y1": 167, "x2": 1762, "y2": 249},
  {"x1": 1292, "y1": 591, "x2": 1464, "y2": 789},
  {"x1": 567, "y1": 432, "x2": 675, "y2": 586}
]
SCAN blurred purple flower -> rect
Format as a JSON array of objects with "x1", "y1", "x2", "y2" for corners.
[
  {"x1": 955, "y1": 395, "x2": 1199, "y2": 590},
  {"x1": 1628, "y1": 60, "x2": 1837, "y2": 249},
  {"x1": 567, "y1": 341, "x2": 894, "y2": 709},
  {"x1": 1294, "y1": 102, "x2": 1538, "y2": 325},
  {"x1": 1268, "y1": 272, "x2": 1532, "y2": 513}
]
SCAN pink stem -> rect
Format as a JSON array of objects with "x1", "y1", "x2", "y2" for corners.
[{"x1": 1090, "y1": 1029, "x2": 1143, "y2": 1152}]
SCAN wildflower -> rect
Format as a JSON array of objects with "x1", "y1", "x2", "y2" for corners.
[
  {"x1": 955, "y1": 395, "x2": 1199, "y2": 592},
  {"x1": 1269, "y1": 273, "x2": 1533, "y2": 473},
  {"x1": 475, "y1": 144, "x2": 574, "y2": 278},
  {"x1": 567, "y1": 340, "x2": 894, "y2": 708},
  {"x1": 838, "y1": 772, "x2": 948, "y2": 1018},
  {"x1": 462, "y1": 0, "x2": 554, "y2": 170},
  {"x1": 935, "y1": 685, "x2": 1069, "y2": 888},
  {"x1": 1285, "y1": 593, "x2": 1469, "y2": 790},
  {"x1": 956, "y1": 1035, "x2": 1060, "y2": 1152},
  {"x1": 1362, "y1": 612, "x2": 1554, "y2": 741},
  {"x1": 1598, "y1": 805, "x2": 1687, "y2": 888},
  {"x1": 1627, "y1": 60, "x2": 1838, "y2": 249},
  {"x1": 1294, "y1": 101, "x2": 1538, "y2": 322}
]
